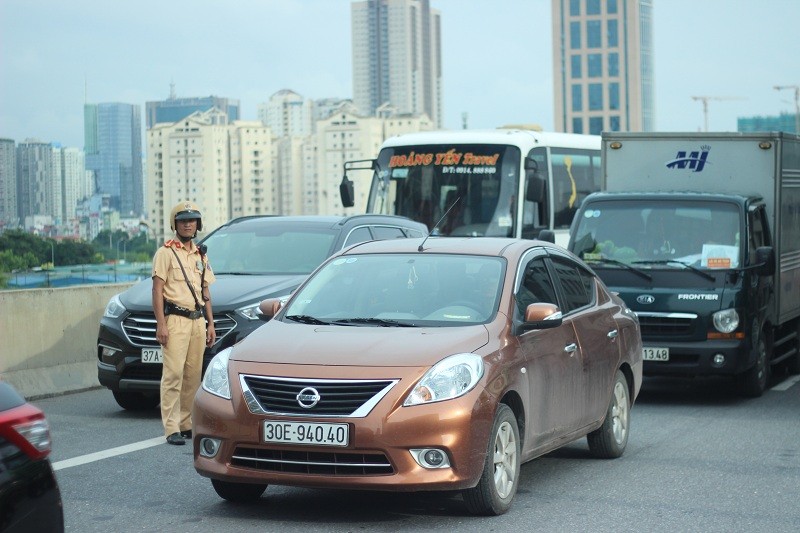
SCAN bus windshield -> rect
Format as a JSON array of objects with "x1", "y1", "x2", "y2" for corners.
[{"x1": 368, "y1": 144, "x2": 521, "y2": 236}]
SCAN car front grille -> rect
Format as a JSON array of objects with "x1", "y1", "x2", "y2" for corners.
[
  {"x1": 240, "y1": 376, "x2": 397, "y2": 417},
  {"x1": 231, "y1": 446, "x2": 394, "y2": 476},
  {"x1": 121, "y1": 311, "x2": 236, "y2": 347},
  {"x1": 636, "y1": 312, "x2": 696, "y2": 337}
]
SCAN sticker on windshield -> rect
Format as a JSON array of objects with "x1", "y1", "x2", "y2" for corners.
[
  {"x1": 345, "y1": 258, "x2": 358, "y2": 263},
  {"x1": 584, "y1": 209, "x2": 601, "y2": 218},
  {"x1": 332, "y1": 258, "x2": 347, "y2": 265}
]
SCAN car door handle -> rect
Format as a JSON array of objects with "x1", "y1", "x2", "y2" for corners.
[
  {"x1": 564, "y1": 343, "x2": 577, "y2": 354},
  {"x1": 607, "y1": 329, "x2": 618, "y2": 339}
]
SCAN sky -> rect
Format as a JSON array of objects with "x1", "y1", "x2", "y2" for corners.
[{"x1": 1, "y1": 0, "x2": 799, "y2": 149}]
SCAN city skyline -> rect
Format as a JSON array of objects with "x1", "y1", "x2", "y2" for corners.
[{"x1": 1, "y1": 0, "x2": 799, "y2": 149}]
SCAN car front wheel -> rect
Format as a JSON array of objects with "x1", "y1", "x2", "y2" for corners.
[
  {"x1": 587, "y1": 370, "x2": 630, "y2": 459},
  {"x1": 211, "y1": 479, "x2": 267, "y2": 503},
  {"x1": 462, "y1": 403, "x2": 520, "y2": 516}
]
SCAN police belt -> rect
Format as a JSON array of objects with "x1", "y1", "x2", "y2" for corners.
[{"x1": 164, "y1": 301, "x2": 204, "y2": 320}]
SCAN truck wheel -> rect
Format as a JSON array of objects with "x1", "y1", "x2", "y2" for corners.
[
  {"x1": 462, "y1": 404, "x2": 520, "y2": 516},
  {"x1": 211, "y1": 479, "x2": 267, "y2": 502},
  {"x1": 737, "y1": 334, "x2": 770, "y2": 397},
  {"x1": 786, "y1": 323, "x2": 800, "y2": 375},
  {"x1": 587, "y1": 370, "x2": 630, "y2": 459},
  {"x1": 112, "y1": 391, "x2": 159, "y2": 410}
]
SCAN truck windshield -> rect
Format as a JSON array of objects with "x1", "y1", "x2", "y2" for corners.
[
  {"x1": 571, "y1": 200, "x2": 742, "y2": 269},
  {"x1": 367, "y1": 144, "x2": 521, "y2": 236}
]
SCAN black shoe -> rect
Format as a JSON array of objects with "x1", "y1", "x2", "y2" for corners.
[
  {"x1": 180, "y1": 429, "x2": 192, "y2": 439},
  {"x1": 166, "y1": 432, "x2": 186, "y2": 445}
]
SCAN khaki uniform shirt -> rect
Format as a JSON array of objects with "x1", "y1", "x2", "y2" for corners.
[{"x1": 152, "y1": 240, "x2": 216, "y2": 309}]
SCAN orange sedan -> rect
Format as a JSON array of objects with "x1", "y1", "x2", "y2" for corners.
[{"x1": 193, "y1": 237, "x2": 643, "y2": 515}]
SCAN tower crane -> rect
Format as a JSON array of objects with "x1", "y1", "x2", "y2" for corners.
[
  {"x1": 691, "y1": 96, "x2": 745, "y2": 132},
  {"x1": 773, "y1": 85, "x2": 800, "y2": 134}
]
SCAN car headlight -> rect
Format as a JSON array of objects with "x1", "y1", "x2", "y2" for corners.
[
  {"x1": 237, "y1": 303, "x2": 262, "y2": 320},
  {"x1": 103, "y1": 294, "x2": 126, "y2": 318},
  {"x1": 202, "y1": 347, "x2": 232, "y2": 399},
  {"x1": 712, "y1": 308, "x2": 739, "y2": 334},
  {"x1": 404, "y1": 353, "x2": 484, "y2": 406}
]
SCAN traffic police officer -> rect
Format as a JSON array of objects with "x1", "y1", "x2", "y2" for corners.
[{"x1": 152, "y1": 202, "x2": 216, "y2": 445}]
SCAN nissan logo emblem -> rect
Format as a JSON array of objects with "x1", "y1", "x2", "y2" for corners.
[
  {"x1": 296, "y1": 387, "x2": 321, "y2": 409},
  {"x1": 636, "y1": 294, "x2": 655, "y2": 305}
]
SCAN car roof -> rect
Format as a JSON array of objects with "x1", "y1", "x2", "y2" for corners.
[
  {"x1": 215, "y1": 214, "x2": 428, "y2": 233},
  {"x1": 341, "y1": 236, "x2": 555, "y2": 258}
]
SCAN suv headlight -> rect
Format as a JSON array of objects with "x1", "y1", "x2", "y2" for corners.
[
  {"x1": 404, "y1": 353, "x2": 484, "y2": 406},
  {"x1": 103, "y1": 294, "x2": 126, "y2": 318},
  {"x1": 202, "y1": 347, "x2": 232, "y2": 399},
  {"x1": 712, "y1": 308, "x2": 739, "y2": 334},
  {"x1": 237, "y1": 303, "x2": 262, "y2": 320}
]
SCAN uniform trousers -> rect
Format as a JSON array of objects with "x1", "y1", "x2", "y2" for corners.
[{"x1": 160, "y1": 314, "x2": 206, "y2": 436}]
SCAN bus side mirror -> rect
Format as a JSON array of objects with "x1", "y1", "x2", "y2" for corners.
[
  {"x1": 339, "y1": 175, "x2": 355, "y2": 208},
  {"x1": 524, "y1": 158, "x2": 545, "y2": 202},
  {"x1": 755, "y1": 246, "x2": 775, "y2": 276}
]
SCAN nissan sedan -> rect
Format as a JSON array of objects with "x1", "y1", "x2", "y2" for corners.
[{"x1": 193, "y1": 237, "x2": 643, "y2": 515}]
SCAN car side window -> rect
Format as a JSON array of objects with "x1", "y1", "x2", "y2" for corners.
[
  {"x1": 515, "y1": 257, "x2": 558, "y2": 316},
  {"x1": 343, "y1": 227, "x2": 373, "y2": 248},
  {"x1": 551, "y1": 258, "x2": 595, "y2": 313},
  {"x1": 371, "y1": 226, "x2": 408, "y2": 240}
]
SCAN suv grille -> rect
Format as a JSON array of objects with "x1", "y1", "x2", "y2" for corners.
[
  {"x1": 231, "y1": 446, "x2": 394, "y2": 476},
  {"x1": 636, "y1": 312, "x2": 696, "y2": 337},
  {"x1": 122, "y1": 311, "x2": 236, "y2": 347},
  {"x1": 241, "y1": 376, "x2": 396, "y2": 417}
]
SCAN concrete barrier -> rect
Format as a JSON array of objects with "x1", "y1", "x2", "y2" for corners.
[{"x1": 0, "y1": 283, "x2": 135, "y2": 400}]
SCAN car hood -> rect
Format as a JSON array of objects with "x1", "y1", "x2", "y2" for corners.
[
  {"x1": 231, "y1": 319, "x2": 491, "y2": 367},
  {"x1": 118, "y1": 275, "x2": 306, "y2": 312}
]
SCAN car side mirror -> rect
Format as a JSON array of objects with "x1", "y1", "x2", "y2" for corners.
[
  {"x1": 521, "y1": 302, "x2": 563, "y2": 330},
  {"x1": 755, "y1": 246, "x2": 775, "y2": 276},
  {"x1": 258, "y1": 298, "x2": 283, "y2": 321},
  {"x1": 537, "y1": 229, "x2": 555, "y2": 243}
]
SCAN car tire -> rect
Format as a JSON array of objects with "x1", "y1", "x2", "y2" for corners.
[
  {"x1": 211, "y1": 479, "x2": 267, "y2": 503},
  {"x1": 737, "y1": 333, "x2": 770, "y2": 397},
  {"x1": 462, "y1": 403, "x2": 520, "y2": 516},
  {"x1": 112, "y1": 391, "x2": 160, "y2": 411},
  {"x1": 587, "y1": 370, "x2": 630, "y2": 459}
]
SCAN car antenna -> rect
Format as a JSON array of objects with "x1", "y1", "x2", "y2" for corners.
[{"x1": 418, "y1": 197, "x2": 460, "y2": 252}]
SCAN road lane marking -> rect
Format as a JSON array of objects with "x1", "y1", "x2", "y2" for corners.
[
  {"x1": 771, "y1": 375, "x2": 800, "y2": 392},
  {"x1": 52, "y1": 436, "x2": 165, "y2": 471}
]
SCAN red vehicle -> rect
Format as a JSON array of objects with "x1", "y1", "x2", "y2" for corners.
[{"x1": 193, "y1": 237, "x2": 643, "y2": 515}]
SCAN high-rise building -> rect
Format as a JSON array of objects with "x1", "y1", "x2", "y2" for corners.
[
  {"x1": 15, "y1": 139, "x2": 66, "y2": 230},
  {"x1": 552, "y1": 0, "x2": 654, "y2": 134},
  {"x1": 351, "y1": 0, "x2": 442, "y2": 127},
  {"x1": 84, "y1": 102, "x2": 144, "y2": 216},
  {"x1": 0, "y1": 138, "x2": 17, "y2": 227},
  {"x1": 146, "y1": 88, "x2": 240, "y2": 129},
  {"x1": 59, "y1": 147, "x2": 90, "y2": 225},
  {"x1": 145, "y1": 109, "x2": 272, "y2": 240},
  {"x1": 258, "y1": 90, "x2": 313, "y2": 137},
  {"x1": 738, "y1": 112, "x2": 799, "y2": 134}
]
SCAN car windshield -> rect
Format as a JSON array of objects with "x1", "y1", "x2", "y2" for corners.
[
  {"x1": 571, "y1": 200, "x2": 742, "y2": 269},
  {"x1": 201, "y1": 222, "x2": 337, "y2": 275},
  {"x1": 283, "y1": 253, "x2": 506, "y2": 326}
]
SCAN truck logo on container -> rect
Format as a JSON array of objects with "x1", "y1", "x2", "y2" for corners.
[
  {"x1": 665, "y1": 145, "x2": 711, "y2": 172},
  {"x1": 636, "y1": 295, "x2": 655, "y2": 304}
]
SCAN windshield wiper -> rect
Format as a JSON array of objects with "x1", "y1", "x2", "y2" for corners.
[
  {"x1": 582, "y1": 257, "x2": 652, "y2": 281},
  {"x1": 331, "y1": 317, "x2": 416, "y2": 327},
  {"x1": 214, "y1": 271, "x2": 259, "y2": 276},
  {"x1": 285, "y1": 314, "x2": 331, "y2": 325},
  {"x1": 632, "y1": 260, "x2": 715, "y2": 281}
]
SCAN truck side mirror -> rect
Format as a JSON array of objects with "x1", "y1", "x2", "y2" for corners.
[
  {"x1": 755, "y1": 246, "x2": 775, "y2": 276},
  {"x1": 339, "y1": 175, "x2": 355, "y2": 208}
]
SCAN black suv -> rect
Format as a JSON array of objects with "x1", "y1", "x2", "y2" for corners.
[{"x1": 97, "y1": 214, "x2": 427, "y2": 410}]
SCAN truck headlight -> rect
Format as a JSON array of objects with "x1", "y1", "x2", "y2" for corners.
[
  {"x1": 404, "y1": 353, "x2": 484, "y2": 406},
  {"x1": 712, "y1": 308, "x2": 739, "y2": 334},
  {"x1": 202, "y1": 347, "x2": 232, "y2": 399}
]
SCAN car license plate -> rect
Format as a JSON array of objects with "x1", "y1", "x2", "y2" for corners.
[
  {"x1": 263, "y1": 421, "x2": 349, "y2": 447},
  {"x1": 141, "y1": 348, "x2": 163, "y2": 363},
  {"x1": 643, "y1": 347, "x2": 669, "y2": 361}
]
